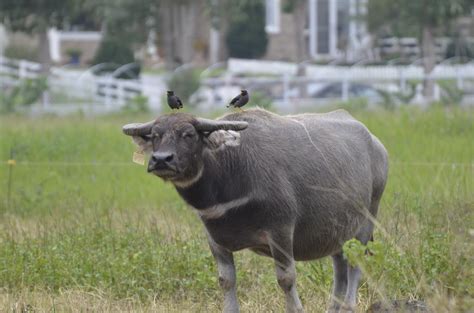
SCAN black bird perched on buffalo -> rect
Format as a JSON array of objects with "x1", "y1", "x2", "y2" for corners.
[
  {"x1": 167, "y1": 90, "x2": 183, "y2": 111},
  {"x1": 228, "y1": 89, "x2": 249, "y2": 111}
]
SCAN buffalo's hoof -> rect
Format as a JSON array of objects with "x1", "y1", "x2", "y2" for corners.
[
  {"x1": 339, "y1": 304, "x2": 355, "y2": 313},
  {"x1": 326, "y1": 305, "x2": 340, "y2": 313}
]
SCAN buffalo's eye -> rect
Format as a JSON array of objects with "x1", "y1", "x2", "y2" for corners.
[
  {"x1": 151, "y1": 133, "x2": 161, "y2": 149},
  {"x1": 182, "y1": 132, "x2": 195, "y2": 139}
]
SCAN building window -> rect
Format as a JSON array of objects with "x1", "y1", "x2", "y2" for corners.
[{"x1": 265, "y1": 0, "x2": 280, "y2": 34}]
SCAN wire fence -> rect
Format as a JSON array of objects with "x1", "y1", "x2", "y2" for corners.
[
  {"x1": 1, "y1": 160, "x2": 136, "y2": 167},
  {"x1": 1, "y1": 160, "x2": 472, "y2": 167}
]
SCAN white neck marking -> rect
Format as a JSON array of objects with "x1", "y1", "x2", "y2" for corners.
[
  {"x1": 172, "y1": 166, "x2": 204, "y2": 189},
  {"x1": 197, "y1": 196, "x2": 250, "y2": 220}
]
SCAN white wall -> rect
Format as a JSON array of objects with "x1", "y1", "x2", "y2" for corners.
[{"x1": 0, "y1": 24, "x2": 10, "y2": 54}]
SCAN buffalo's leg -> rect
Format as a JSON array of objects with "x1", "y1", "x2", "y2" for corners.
[
  {"x1": 208, "y1": 238, "x2": 239, "y2": 313},
  {"x1": 269, "y1": 234, "x2": 304, "y2": 313},
  {"x1": 328, "y1": 252, "x2": 348, "y2": 313},
  {"x1": 340, "y1": 264, "x2": 361, "y2": 313},
  {"x1": 340, "y1": 215, "x2": 376, "y2": 312}
]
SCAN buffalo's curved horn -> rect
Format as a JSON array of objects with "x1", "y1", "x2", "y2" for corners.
[
  {"x1": 194, "y1": 118, "x2": 248, "y2": 132},
  {"x1": 122, "y1": 121, "x2": 154, "y2": 136}
]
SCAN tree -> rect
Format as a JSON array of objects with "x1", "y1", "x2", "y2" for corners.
[
  {"x1": 225, "y1": 0, "x2": 268, "y2": 59},
  {"x1": 93, "y1": 37, "x2": 135, "y2": 66},
  {"x1": 0, "y1": 0, "x2": 154, "y2": 67},
  {"x1": 367, "y1": 0, "x2": 473, "y2": 99},
  {"x1": 0, "y1": 0, "x2": 80, "y2": 67},
  {"x1": 158, "y1": 0, "x2": 201, "y2": 69},
  {"x1": 283, "y1": 0, "x2": 308, "y2": 62},
  {"x1": 97, "y1": 0, "x2": 154, "y2": 44}
]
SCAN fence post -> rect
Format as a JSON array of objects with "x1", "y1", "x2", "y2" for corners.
[
  {"x1": 104, "y1": 76, "x2": 112, "y2": 109},
  {"x1": 19, "y1": 60, "x2": 27, "y2": 80},
  {"x1": 456, "y1": 66, "x2": 463, "y2": 90},
  {"x1": 399, "y1": 67, "x2": 406, "y2": 93},
  {"x1": 117, "y1": 80, "x2": 125, "y2": 106},
  {"x1": 434, "y1": 80, "x2": 441, "y2": 101},
  {"x1": 342, "y1": 78, "x2": 349, "y2": 102},
  {"x1": 282, "y1": 73, "x2": 290, "y2": 108}
]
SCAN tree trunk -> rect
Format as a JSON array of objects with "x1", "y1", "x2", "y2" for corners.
[
  {"x1": 421, "y1": 25, "x2": 436, "y2": 100},
  {"x1": 37, "y1": 28, "x2": 51, "y2": 108},
  {"x1": 293, "y1": 0, "x2": 308, "y2": 62},
  {"x1": 293, "y1": 0, "x2": 309, "y2": 99},
  {"x1": 209, "y1": 27, "x2": 220, "y2": 64},
  {"x1": 160, "y1": 2, "x2": 176, "y2": 70},
  {"x1": 38, "y1": 29, "x2": 51, "y2": 72}
]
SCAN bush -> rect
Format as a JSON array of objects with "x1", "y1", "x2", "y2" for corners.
[
  {"x1": 438, "y1": 80, "x2": 464, "y2": 106},
  {"x1": 379, "y1": 81, "x2": 418, "y2": 109},
  {"x1": 92, "y1": 36, "x2": 140, "y2": 79},
  {"x1": 335, "y1": 97, "x2": 369, "y2": 113},
  {"x1": 251, "y1": 91, "x2": 273, "y2": 110},
  {"x1": 0, "y1": 77, "x2": 48, "y2": 113},
  {"x1": 167, "y1": 69, "x2": 201, "y2": 105},
  {"x1": 122, "y1": 95, "x2": 150, "y2": 113},
  {"x1": 4, "y1": 43, "x2": 38, "y2": 62},
  {"x1": 225, "y1": 1, "x2": 268, "y2": 59}
]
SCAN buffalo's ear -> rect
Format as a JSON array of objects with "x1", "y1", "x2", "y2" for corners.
[
  {"x1": 131, "y1": 135, "x2": 153, "y2": 154},
  {"x1": 194, "y1": 117, "x2": 247, "y2": 150},
  {"x1": 122, "y1": 121, "x2": 154, "y2": 154},
  {"x1": 204, "y1": 130, "x2": 242, "y2": 151}
]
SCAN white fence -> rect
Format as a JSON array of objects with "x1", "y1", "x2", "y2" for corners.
[
  {"x1": 49, "y1": 67, "x2": 144, "y2": 107},
  {"x1": 2, "y1": 56, "x2": 474, "y2": 115},
  {"x1": 226, "y1": 58, "x2": 474, "y2": 105},
  {"x1": 0, "y1": 56, "x2": 164, "y2": 112},
  {"x1": 0, "y1": 56, "x2": 42, "y2": 84},
  {"x1": 228, "y1": 58, "x2": 474, "y2": 81}
]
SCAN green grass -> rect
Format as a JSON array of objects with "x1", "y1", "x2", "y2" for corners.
[{"x1": 0, "y1": 107, "x2": 473, "y2": 312}]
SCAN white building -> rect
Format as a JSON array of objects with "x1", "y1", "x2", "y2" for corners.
[{"x1": 264, "y1": 0, "x2": 370, "y2": 62}]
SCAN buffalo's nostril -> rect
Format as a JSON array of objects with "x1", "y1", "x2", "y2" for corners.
[{"x1": 151, "y1": 152, "x2": 174, "y2": 168}]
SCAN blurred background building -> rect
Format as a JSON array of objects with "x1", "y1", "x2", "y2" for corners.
[{"x1": 0, "y1": 0, "x2": 375, "y2": 66}]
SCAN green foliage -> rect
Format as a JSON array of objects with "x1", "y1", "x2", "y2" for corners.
[
  {"x1": 438, "y1": 80, "x2": 464, "y2": 106},
  {"x1": 93, "y1": 36, "x2": 134, "y2": 67},
  {"x1": 335, "y1": 97, "x2": 369, "y2": 113},
  {"x1": 0, "y1": 77, "x2": 48, "y2": 113},
  {"x1": 0, "y1": 225, "x2": 216, "y2": 299},
  {"x1": 378, "y1": 81, "x2": 418, "y2": 109},
  {"x1": 282, "y1": 0, "x2": 298, "y2": 13},
  {"x1": 344, "y1": 239, "x2": 418, "y2": 295},
  {"x1": 343, "y1": 229, "x2": 471, "y2": 299},
  {"x1": 225, "y1": 0, "x2": 268, "y2": 59},
  {"x1": 122, "y1": 95, "x2": 150, "y2": 113},
  {"x1": 167, "y1": 69, "x2": 201, "y2": 105},
  {"x1": 92, "y1": 35, "x2": 140, "y2": 78},
  {"x1": 98, "y1": 0, "x2": 154, "y2": 45},
  {"x1": 377, "y1": 90, "x2": 397, "y2": 110},
  {"x1": 367, "y1": 0, "x2": 472, "y2": 36},
  {"x1": 251, "y1": 91, "x2": 273, "y2": 110},
  {"x1": 394, "y1": 81, "x2": 418, "y2": 104},
  {"x1": 65, "y1": 48, "x2": 82, "y2": 58},
  {"x1": 445, "y1": 35, "x2": 474, "y2": 59},
  {"x1": 3, "y1": 43, "x2": 38, "y2": 62},
  {"x1": 0, "y1": 0, "x2": 77, "y2": 33}
]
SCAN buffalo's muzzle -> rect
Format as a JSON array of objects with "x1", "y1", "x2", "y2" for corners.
[{"x1": 147, "y1": 152, "x2": 175, "y2": 173}]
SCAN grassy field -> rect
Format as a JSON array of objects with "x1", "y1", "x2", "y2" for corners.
[{"x1": 0, "y1": 106, "x2": 473, "y2": 312}]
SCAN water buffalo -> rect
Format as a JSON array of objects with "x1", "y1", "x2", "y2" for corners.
[{"x1": 122, "y1": 108, "x2": 388, "y2": 313}]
